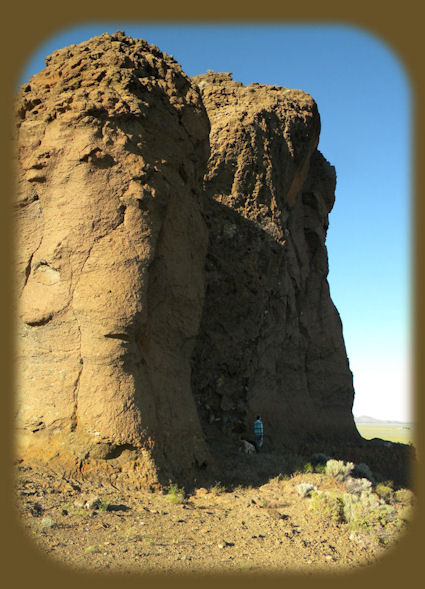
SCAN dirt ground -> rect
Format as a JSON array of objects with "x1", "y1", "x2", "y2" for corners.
[{"x1": 14, "y1": 457, "x2": 408, "y2": 576}]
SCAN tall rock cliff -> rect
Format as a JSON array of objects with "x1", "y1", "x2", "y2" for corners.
[
  {"x1": 15, "y1": 32, "x2": 211, "y2": 485},
  {"x1": 14, "y1": 33, "x2": 410, "y2": 487},
  {"x1": 191, "y1": 72, "x2": 360, "y2": 452}
]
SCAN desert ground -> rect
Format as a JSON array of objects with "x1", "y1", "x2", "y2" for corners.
[{"x1": 15, "y1": 447, "x2": 414, "y2": 575}]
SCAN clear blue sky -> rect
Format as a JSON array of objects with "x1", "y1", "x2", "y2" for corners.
[{"x1": 18, "y1": 23, "x2": 412, "y2": 422}]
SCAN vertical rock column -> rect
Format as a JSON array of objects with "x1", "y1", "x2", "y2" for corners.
[
  {"x1": 191, "y1": 72, "x2": 359, "y2": 451},
  {"x1": 15, "y1": 32, "x2": 210, "y2": 484}
]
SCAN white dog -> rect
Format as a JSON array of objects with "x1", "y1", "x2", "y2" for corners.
[{"x1": 239, "y1": 439, "x2": 256, "y2": 454}]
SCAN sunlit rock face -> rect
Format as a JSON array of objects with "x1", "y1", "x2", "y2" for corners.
[{"x1": 15, "y1": 32, "x2": 211, "y2": 485}]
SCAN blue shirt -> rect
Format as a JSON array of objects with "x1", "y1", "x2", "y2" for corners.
[{"x1": 254, "y1": 419, "x2": 263, "y2": 436}]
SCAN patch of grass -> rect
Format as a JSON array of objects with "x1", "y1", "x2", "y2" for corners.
[
  {"x1": 69, "y1": 507, "x2": 92, "y2": 520},
  {"x1": 209, "y1": 481, "x2": 227, "y2": 495},
  {"x1": 277, "y1": 473, "x2": 290, "y2": 481},
  {"x1": 116, "y1": 524, "x2": 145, "y2": 543},
  {"x1": 98, "y1": 497, "x2": 111, "y2": 512},
  {"x1": 302, "y1": 462, "x2": 313, "y2": 474},
  {"x1": 85, "y1": 544, "x2": 101, "y2": 554},
  {"x1": 167, "y1": 483, "x2": 185, "y2": 504},
  {"x1": 60, "y1": 499, "x2": 92, "y2": 520},
  {"x1": 232, "y1": 485, "x2": 245, "y2": 494},
  {"x1": 40, "y1": 516, "x2": 55, "y2": 529}
]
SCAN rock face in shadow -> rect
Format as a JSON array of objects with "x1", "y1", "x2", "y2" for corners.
[
  {"x1": 191, "y1": 72, "x2": 361, "y2": 452},
  {"x1": 15, "y1": 32, "x2": 210, "y2": 485}
]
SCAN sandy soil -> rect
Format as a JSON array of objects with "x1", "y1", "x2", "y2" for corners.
[{"x1": 14, "y1": 460, "x2": 404, "y2": 575}]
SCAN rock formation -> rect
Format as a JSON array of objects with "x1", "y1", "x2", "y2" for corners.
[
  {"x1": 191, "y1": 72, "x2": 360, "y2": 452},
  {"x1": 14, "y1": 33, "x2": 411, "y2": 487},
  {"x1": 15, "y1": 31, "x2": 211, "y2": 485}
]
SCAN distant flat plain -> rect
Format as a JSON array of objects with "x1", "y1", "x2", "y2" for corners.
[{"x1": 356, "y1": 422, "x2": 414, "y2": 445}]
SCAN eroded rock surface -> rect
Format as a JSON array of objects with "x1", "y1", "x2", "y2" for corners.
[
  {"x1": 191, "y1": 72, "x2": 360, "y2": 452},
  {"x1": 15, "y1": 36, "x2": 411, "y2": 488},
  {"x1": 15, "y1": 31, "x2": 210, "y2": 485}
]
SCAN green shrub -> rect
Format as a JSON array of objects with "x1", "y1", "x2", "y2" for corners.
[
  {"x1": 394, "y1": 488, "x2": 414, "y2": 505},
  {"x1": 393, "y1": 488, "x2": 415, "y2": 523},
  {"x1": 311, "y1": 482, "x2": 412, "y2": 548},
  {"x1": 352, "y1": 462, "x2": 374, "y2": 482},
  {"x1": 41, "y1": 516, "x2": 55, "y2": 528},
  {"x1": 302, "y1": 462, "x2": 313, "y2": 473},
  {"x1": 398, "y1": 503, "x2": 414, "y2": 523},
  {"x1": 375, "y1": 483, "x2": 394, "y2": 503},
  {"x1": 311, "y1": 473, "x2": 414, "y2": 548},
  {"x1": 325, "y1": 459, "x2": 354, "y2": 482},
  {"x1": 343, "y1": 492, "x2": 378, "y2": 527},
  {"x1": 98, "y1": 498, "x2": 110, "y2": 512},
  {"x1": 167, "y1": 483, "x2": 185, "y2": 504},
  {"x1": 295, "y1": 483, "x2": 317, "y2": 498},
  {"x1": 276, "y1": 473, "x2": 290, "y2": 482},
  {"x1": 344, "y1": 476, "x2": 372, "y2": 496},
  {"x1": 310, "y1": 453, "x2": 330, "y2": 467},
  {"x1": 342, "y1": 492, "x2": 400, "y2": 545},
  {"x1": 310, "y1": 490, "x2": 346, "y2": 523}
]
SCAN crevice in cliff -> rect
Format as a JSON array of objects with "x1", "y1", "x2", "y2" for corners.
[
  {"x1": 23, "y1": 251, "x2": 35, "y2": 290},
  {"x1": 103, "y1": 332, "x2": 132, "y2": 341},
  {"x1": 70, "y1": 356, "x2": 83, "y2": 432},
  {"x1": 20, "y1": 198, "x2": 44, "y2": 297},
  {"x1": 66, "y1": 239, "x2": 96, "y2": 434}
]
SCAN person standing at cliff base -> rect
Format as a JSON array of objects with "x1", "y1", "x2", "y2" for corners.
[{"x1": 253, "y1": 416, "x2": 263, "y2": 450}]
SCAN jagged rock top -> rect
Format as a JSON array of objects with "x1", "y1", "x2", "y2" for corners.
[
  {"x1": 16, "y1": 31, "x2": 205, "y2": 132},
  {"x1": 192, "y1": 71, "x2": 320, "y2": 160}
]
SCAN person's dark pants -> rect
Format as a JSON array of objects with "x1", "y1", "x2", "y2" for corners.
[{"x1": 255, "y1": 435, "x2": 263, "y2": 451}]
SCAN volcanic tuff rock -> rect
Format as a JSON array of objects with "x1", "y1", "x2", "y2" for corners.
[
  {"x1": 191, "y1": 72, "x2": 360, "y2": 451},
  {"x1": 15, "y1": 33, "x2": 411, "y2": 487},
  {"x1": 15, "y1": 31, "x2": 211, "y2": 485}
]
